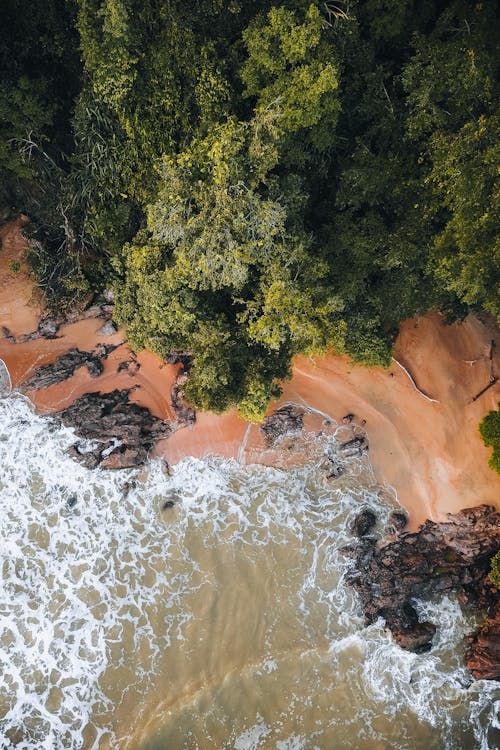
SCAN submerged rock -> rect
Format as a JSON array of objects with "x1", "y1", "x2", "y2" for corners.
[
  {"x1": 343, "y1": 505, "x2": 500, "y2": 668},
  {"x1": 260, "y1": 405, "x2": 304, "y2": 445},
  {"x1": 350, "y1": 509, "x2": 377, "y2": 537},
  {"x1": 59, "y1": 388, "x2": 170, "y2": 469}
]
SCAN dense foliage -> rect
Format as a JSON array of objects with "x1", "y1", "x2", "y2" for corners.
[
  {"x1": 1, "y1": 0, "x2": 499, "y2": 417},
  {"x1": 489, "y1": 551, "x2": 500, "y2": 588},
  {"x1": 479, "y1": 403, "x2": 500, "y2": 475}
]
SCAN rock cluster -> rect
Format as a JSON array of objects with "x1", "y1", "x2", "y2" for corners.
[
  {"x1": 342, "y1": 504, "x2": 500, "y2": 677},
  {"x1": 260, "y1": 405, "x2": 304, "y2": 445},
  {"x1": 60, "y1": 388, "x2": 170, "y2": 469},
  {"x1": 466, "y1": 598, "x2": 500, "y2": 680},
  {"x1": 168, "y1": 352, "x2": 196, "y2": 426},
  {"x1": 20, "y1": 345, "x2": 118, "y2": 391},
  {"x1": 1, "y1": 293, "x2": 114, "y2": 343}
]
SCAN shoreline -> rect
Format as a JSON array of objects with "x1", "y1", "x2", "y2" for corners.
[{"x1": 1, "y1": 218, "x2": 500, "y2": 529}]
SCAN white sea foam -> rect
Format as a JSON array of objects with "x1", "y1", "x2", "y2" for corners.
[{"x1": 0, "y1": 394, "x2": 499, "y2": 749}]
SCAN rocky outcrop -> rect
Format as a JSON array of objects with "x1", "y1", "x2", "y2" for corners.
[
  {"x1": 60, "y1": 388, "x2": 170, "y2": 469},
  {"x1": 170, "y1": 371, "x2": 196, "y2": 426},
  {"x1": 465, "y1": 598, "x2": 500, "y2": 680},
  {"x1": 20, "y1": 344, "x2": 118, "y2": 391},
  {"x1": 342, "y1": 505, "x2": 500, "y2": 668},
  {"x1": 260, "y1": 405, "x2": 304, "y2": 445},
  {"x1": 1, "y1": 293, "x2": 114, "y2": 344},
  {"x1": 350, "y1": 508, "x2": 377, "y2": 537}
]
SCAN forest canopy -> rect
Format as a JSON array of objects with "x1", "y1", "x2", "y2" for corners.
[{"x1": 1, "y1": 0, "x2": 499, "y2": 419}]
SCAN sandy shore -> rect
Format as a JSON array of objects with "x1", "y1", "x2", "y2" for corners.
[{"x1": 1, "y1": 218, "x2": 499, "y2": 528}]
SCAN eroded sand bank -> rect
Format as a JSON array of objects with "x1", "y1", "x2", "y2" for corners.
[{"x1": 1, "y1": 218, "x2": 499, "y2": 528}]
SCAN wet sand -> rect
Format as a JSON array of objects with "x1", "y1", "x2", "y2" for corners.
[{"x1": 1, "y1": 218, "x2": 499, "y2": 528}]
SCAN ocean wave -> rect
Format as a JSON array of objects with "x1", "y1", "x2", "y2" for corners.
[{"x1": 0, "y1": 395, "x2": 498, "y2": 749}]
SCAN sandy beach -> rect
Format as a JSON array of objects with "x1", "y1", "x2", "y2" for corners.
[{"x1": 1, "y1": 218, "x2": 499, "y2": 528}]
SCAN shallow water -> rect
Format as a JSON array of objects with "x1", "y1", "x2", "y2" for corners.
[{"x1": 0, "y1": 395, "x2": 499, "y2": 749}]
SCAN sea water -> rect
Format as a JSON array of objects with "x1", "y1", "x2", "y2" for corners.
[{"x1": 0, "y1": 394, "x2": 499, "y2": 749}]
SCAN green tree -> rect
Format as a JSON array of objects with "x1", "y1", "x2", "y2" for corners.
[
  {"x1": 114, "y1": 107, "x2": 344, "y2": 419},
  {"x1": 241, "y1": 2, "x2": 341, "y2": 163},
  {"x1": 479, "y1": 403, "x2": 500, "y2": 475},
  {"x1": 403, "y1": 0, "x2": 499, "y2": 321},
  {"x1": 489, "y1": 551, "x2": 500, "y2": 588}
]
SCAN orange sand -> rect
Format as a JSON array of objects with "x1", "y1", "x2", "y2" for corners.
[{"x1": 1, "y1": 219, "x2": 499, "y2": 528}]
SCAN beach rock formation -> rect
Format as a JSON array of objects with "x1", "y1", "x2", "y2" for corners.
[
  {"x1": 342, "y1": 505, "x2": 500, "y2": 670},
  {"x1": 20, "y1": 345, "x2": 119, "y2": 391},
  {"x1": 465, "y1": 598, "x2": 500, "y2": 680},
  {"x1": 350, "y1": 508, "x2": 377, "y2": 537},
  {"x1": 60, "y1": 388, "x2": 170, "y2": 469},
  {"x1": 260, "y1": 405, "x2": 304, "y2": 445},
  {"x1": 170, "y1": 372, "x2": 196, "y2": 426}
]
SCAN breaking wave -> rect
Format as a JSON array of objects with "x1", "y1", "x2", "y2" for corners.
[{"x1": 0, "y1": 395, "x2": 498, "y2": 749}]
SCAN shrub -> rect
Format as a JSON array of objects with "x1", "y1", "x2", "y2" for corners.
[
  {"x1": 479, "y1": 403, "x2": 500, "y2": 474},
  {"x1": 489, "y1": 551, "x2": 500, "y2": 589}
]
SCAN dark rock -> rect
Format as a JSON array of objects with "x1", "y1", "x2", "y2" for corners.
[
  {"x1": 66, "y1": 495, "x2": 78, "y2": 509},
  {"x1": 21, "y1": 345, "x2": 117, "y2": 391},
  {"x1": 388, "y1": 510, "x2": 409, "y2": 535},
  {"x1": 343, "y1": 505, "x2": 500, "y2": 677},
  {"x1": 100, "y1": 446, "x2": 143, "y2": 470},
  {"x1": 170, "y1": 373, "x2": 196, "y2": 426},
  {"x1": 465, "y1": 599, "x2": 500, "y2": 680},
  {"x1": 260, "y1": 405, "x2": 304, "y2": 445},
  {"x1": 85, "y1": 357, "x2": 104, "y2": 378},
  {"x1": 59, "y1": 389, "x2": 170, "y2": 469},
  {"x1": 162, "y1": 500, "x2": 175, "y2": 510},
  {"x1": 2, "y1": 326, "x2": 15, "y2": 342},
  {"x1": 117, "y1": 358, "x2": 141, "y2": 375},
  {"x1": 351, "y1": 509, "x2": 377, "y2": 537},
  {"x1": 392, "y1": 620, "x2": 436, "y2": 653},
  {"x1": 67, "y1": 444, "x2": 101, "y2": 469},
  {"x1": 342, "y1": 413, "x2": 355, "y2": 423}
]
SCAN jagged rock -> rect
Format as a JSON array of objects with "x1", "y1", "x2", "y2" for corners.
[
  {"x1": 170, "y1": 373, "x2": 196, "y2": 426},
  {"x1": 392, "y1": 619, "x2": 436, "y2": 653},
  {"x1": 342, "y1": 505, "x2": 500, "y2": 670},
  {"x1": 351, "y1": 509, "x2": 377, "y2": 537},
  {"x1": 38, "y1": 317, "x2": 60, "y2": 338},
  {"x1": 59, "y1": 388, "x2": 170, "y2": 469},
  {"x1": 97, "y1": 319, "x2": 117, "y2": 336},
  {"x1": 21, "y1": 345, "x2": 117, "y2": 390},
  {"x1": 117, "y1": 358, "x2": 141, "y2": 375},
  {"x1": 260, "y1": 405, "x2": 304, "y2": 445},
  {"x1": 100, "y1": 446, "x2": 144, "y2": 469},
  {"x1": 387, "y1": 510, "x2": 409, "y2": 535},
  {"x1": 466, "y1": 597, "x2": 500, "y2": 680}
]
